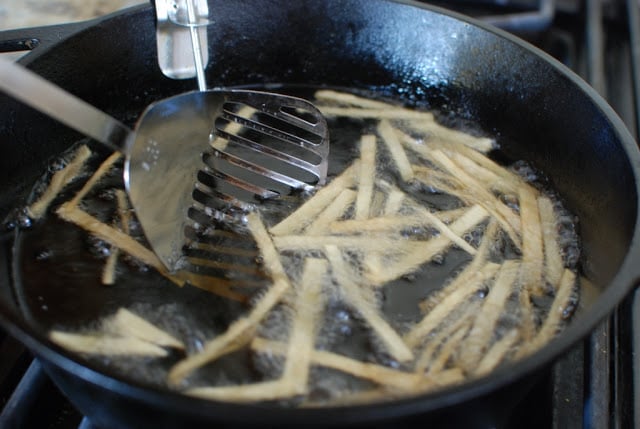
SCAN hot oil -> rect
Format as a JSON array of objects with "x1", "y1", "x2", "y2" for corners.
[{"x1": 12, "y1": 87, "x2": 582, "y2": 405}]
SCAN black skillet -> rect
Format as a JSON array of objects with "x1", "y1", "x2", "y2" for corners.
[{"x1": 0, "y1": 1, "x2": 639, "y2": 428}]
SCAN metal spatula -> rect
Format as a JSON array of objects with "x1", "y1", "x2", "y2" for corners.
[{"x1": 0, "y1": 59, "x2": 328, "y2": 273}]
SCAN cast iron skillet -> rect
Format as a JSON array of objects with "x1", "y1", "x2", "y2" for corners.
[{"x1": 0, "y1": 1, "x2": 639, "y2": 428}]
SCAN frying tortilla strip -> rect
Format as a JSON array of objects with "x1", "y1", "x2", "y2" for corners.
[
  {"x1": 427, "y1": 321, "x2": 472, "y2": 374},
  {"x1": 405, "y1": 262, "x2": 500, "y2": 349},
  {"x1": 187, "y1": 380, "x2": 299, "y2": 402},
  {"x1": 447, "y1": 151, "x2": 516, "y2": 196},
  {"x1": 27, "y1": 145, "x2": 92, "y2": 220},
  {"x1": 458, "y1": 260, "x2": 520, "y2": 371},
  {"x1": 318, "y1": 106, "x2": 435, "y2": 121},
  {"x1": 414, "y1": 302, "x2": 478, "y2": 373},
  {"x1": 314, "y1": 89, "x2": 399, "y2": 110},
  {"x1": 69, "y1": 151, "x2": 122, "y2": 207},
  {"x1": 57, "y1": 202, "x2": 166, "y2": 273},
  {"x1": 369, "y1": 205, "x2": 490, "y2": 286},
  {"x1": 538, "y1": 196, "x2": 564, "y2": 289},
  {"x1": 105, "y1": 308, "x2": 185, "y2": 350},
  {"x1": 519, "y1": 185, "x2": 544, "y2": 296},
  {"x1": 169, "y1": 212, "x2": 293, "y2": 385},
  {"x1": 281, "y1": 258, "x2": 328, "y2": 393},
  {"x1": 305, "y1": 189, "x2": 356, "y2": 235},
  {"x1": 355, "y1": 135, "x2": 377, "y2": 220},
  {"x1": 383, "y1": 187, "x2": 405, "y2": 216},
  {"x1": 325, "y1": 245, "x2": 414, "y2": 362},
  {"x1": 269, "y1": 161, "x2": 359, "y2": 235},
  {"x1": 403, "y1": 118, "x2": 495, "y2": 153},
  {"x1": 273, "y1": 234, "x2": 411, "y2": 252},
  {"x1": 301, "y1": 368, "x2": 465, "y2": 407},
  {"x1": 252, "y1": 338, "x2": 423, "y2": 389},
  {"x1": 428, "y1": 149, "x2": 522, "y2": 248},
  {"x1": 474, "y1": 329, "x2": 520, "y2": 377},
  {"x1": 49, "y1": 331, "x2": 168, "y2": 357},
  {"x1": 102, "y1": 190, "x2": 130, "y2": 285},
  {"x1": 59, "y1": 199, "x2": 247, "y2": 301},
  {"x1": 377, "y1": 119, "x2": 414, "y2": 181},
  {"x1": 516, "y1": 269, "x2": 577, "y2": 358}
]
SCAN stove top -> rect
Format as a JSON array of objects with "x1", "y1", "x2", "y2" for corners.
[{"x1": 0, "y1": 1, "x2": 638, "y2": 428}]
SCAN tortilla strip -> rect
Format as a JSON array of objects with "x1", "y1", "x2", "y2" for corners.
[
  {"x1": 516, "y1": 269, "x2": 577, "y2": 358},
  {"x1": 474, "y1": 329, "x2": 520, "y2": 376},
  {"x1": 403, "y1": 118, "x2": 495, "y2": 153},
  {"x1": 369, "y1": 205, "x2": 489, "y2": 286},
  {"x1": 269, "y1": 161, "x2": 359, "y2": 235},
  {"x1": 280, "y1": 258, "x2": 328, "y2": 393},
  {"x1": 355, "y1": 135, "x2": 377, "y2": 220},
  {"x1": 305, "y1": 189, "x2": 356, "y2": 235},
  {"x1": 102, "y1": 189, "x2": 130, "y2": 285},
  {"x1": 169, "y1": 212, "x2": 292, "y2": 385},
  {"x1": 405, "y1": 262, "x2": 500, "y2": 349},
  {"x1": 27, "y1": 145, "x2": 92, "y2": 220},
  {"x1": 273, "y1": 234, "x2": 411, "y2": 253},
  {"x1": 318, "y1": 106, "x2": 435, "y2": 121},
  {"x1": 429, "y1": 149, "x2": 522, "y2": 248},
  {"x1": 314, "y1": 89, "x2": 399, "y2": 110},
  {"x1": 377, "y1": 119, "x2": 414, "y2": 181},
  {"x1": 49, "y1": 331, "x2": 167, "y2": 357},
  {"x1": 383, "y1": 187, "x2": 405, "y2": 216},
  {"x1": 325, "y1": 245, "x2": 414, "y2": 362},
  {"x1": 69, "y1": 151, "x2": 122, "y2": 207},
  {"x1": 538, "y1": 196, "x2": 564, "y2": 289},
  {"x1": 106, "y1": 308, "x2": 185, "y2": 350},
  {"x1": 252, "y1": 338, "x2": 423, "y2": 389},
  {"x1": 187, "y1": 380, "x2": 299, "y2": 402},
  {"x1": 414, "y1": 302, "x2": 478, "y2": 373},
  {"x1": 519, "y1": 185, "x2": 544, "y2": 296},
  {"x1": 458, "y1": 260, "x2": 520, "y2": 371}
]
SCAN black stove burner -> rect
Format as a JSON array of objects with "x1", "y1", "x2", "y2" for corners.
[{"x1": 0, "y1": 1, "x2": 638, "y2": 428}]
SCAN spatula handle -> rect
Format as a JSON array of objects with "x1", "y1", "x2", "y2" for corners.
[{"x1": 0, "y1": 58, "x2": 132, "y2": 153}]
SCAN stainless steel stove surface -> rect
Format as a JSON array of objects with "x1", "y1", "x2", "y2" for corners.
[{"x1": 0, "y1": 1, "x2": 638, "y2": 428}]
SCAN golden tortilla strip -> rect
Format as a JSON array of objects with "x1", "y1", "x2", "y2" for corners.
[
  {"x1": 168, "y1": 212, "x2": 292, "y2": 385},
  {"x1": 49, "y1": 331, "x2": 167, "y2": 357},
  {"x1": 27, "y1": 145, "x2": 92, "y2": 220},
  {"x1": 325, "y1": 244, "x2": 414, "y2": 362},
  {"x1": 269, "y1": 161, "x2": 359, "y2": 235},
  {"x1": 377, "y1": 119, "x2": 414, "y2": 181}
]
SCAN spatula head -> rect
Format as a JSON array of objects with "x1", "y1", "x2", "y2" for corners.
[{"x1": 125, "y1": 89, "x2": 329, "y2": 273}]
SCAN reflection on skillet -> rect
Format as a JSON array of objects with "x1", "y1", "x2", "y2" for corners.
[{"x1": 13, "y1": 89, "x2": 582, "y2": 406}]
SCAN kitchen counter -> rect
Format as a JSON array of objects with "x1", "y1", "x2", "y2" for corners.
[{"x1": 0, "y1": 0, "x2": 145, "y2": 30}]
